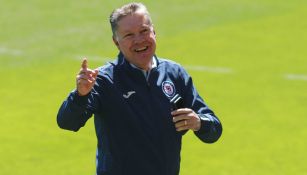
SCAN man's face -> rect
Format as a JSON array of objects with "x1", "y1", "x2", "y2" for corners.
[{"x1": 113, "y1": 13, "x2": 156, "y2": 70}]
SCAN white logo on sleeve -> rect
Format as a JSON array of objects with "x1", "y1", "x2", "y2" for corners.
[
  {"x1": 123, "y1": 91, "x2": 136, "y2": 99},
  {"x1": 162, "y1": 81, "x2": 176, "y2": 97}
]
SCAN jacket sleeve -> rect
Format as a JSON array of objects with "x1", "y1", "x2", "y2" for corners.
[
  {"x1": 179, "y1": 66, "x2": 222, "y2": 143},
  {"x1": 57, "y1": 89, "x2": 99, "y2": 132}
]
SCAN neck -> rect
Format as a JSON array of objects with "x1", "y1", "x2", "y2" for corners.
[
  {"x1": 139, "y1": 61, "x2": 153, "y2": 71},
  {"x1": 129, "y1": 57, "x2": 157, "y2": 71}
]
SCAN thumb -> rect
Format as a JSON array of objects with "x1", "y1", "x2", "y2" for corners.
[
  {"x1": 93, "y1": 69, "x2": 99, "y2": 78},
  {"x1": 81, "y1": 58, "x2": 88, "y2": 70},
  {"x1": 94, "y1": 68, "x2": 99, "y2": 75}
]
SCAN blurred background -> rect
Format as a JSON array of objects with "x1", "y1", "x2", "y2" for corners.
[{"x1": 1, "y1": 0, "x2": 306, "y2": 174}]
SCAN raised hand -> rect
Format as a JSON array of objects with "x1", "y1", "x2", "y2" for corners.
[{"x1": 76, "y1": 58, "x2": 99, "y2": 96}]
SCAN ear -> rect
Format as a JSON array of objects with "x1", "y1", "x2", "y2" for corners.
[
  {"x1": 151, "y1": 25, "x2": 156, "y2": 37},
  {"x1": 112, "y1": 36, "x2": 120, "y2": 49}
]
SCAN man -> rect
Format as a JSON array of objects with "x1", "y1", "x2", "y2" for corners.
[{"x1": 57, "y1": 2, "x2": 222, "y2": 175}]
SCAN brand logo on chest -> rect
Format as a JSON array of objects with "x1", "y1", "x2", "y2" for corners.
[
  {"x1": 162, "y1": 81, "x2": 176, "y2": 97},
  {"x1": 123, "y1": 91, "x2": 136, "y2": 99}
]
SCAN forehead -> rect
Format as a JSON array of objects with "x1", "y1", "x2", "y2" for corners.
[{"x1": 117, "y1": 13, "x2": 150, "y2": 32}]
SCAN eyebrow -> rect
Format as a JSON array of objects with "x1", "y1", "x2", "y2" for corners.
[{"x1": 121, "y1": 25, "x2": 151, "y2": 33}]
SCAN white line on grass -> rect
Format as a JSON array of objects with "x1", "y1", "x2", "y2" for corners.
[
  {"x1": 74, "y1": 55, "x2": 113, "y2": 63},
  {"x1": 184, "y1": 65, "x2": 233, "y2": 74},
  {"x1": 73, "y1": 57, "x2": 234, "y2": 74},
  {"x1": 285, "y1": 74, "x2": 307, "y2": 81},
  {"x1": 0, "y1": 47, "x2": 23, "y2": 56}
]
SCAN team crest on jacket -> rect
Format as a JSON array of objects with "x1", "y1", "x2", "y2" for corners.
[{"x1": 162, "y1": 81, "x2": 176, "y2": 97}]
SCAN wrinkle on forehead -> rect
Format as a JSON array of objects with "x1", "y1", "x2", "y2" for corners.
[
  {"x1": 116, "y1": 13, "x2": 152, "y2": 34},
  {"x1": 118, "y1": 13, "x2": 151, "y2": 28}
]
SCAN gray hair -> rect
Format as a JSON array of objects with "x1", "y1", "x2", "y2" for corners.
[{"x1": 109, "y1": 2, "x2": 153, "y2": 37}]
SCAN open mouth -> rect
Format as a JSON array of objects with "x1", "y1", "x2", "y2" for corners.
[{"x1": 134, "y1": 46, "x2": 148, "y2": 52}]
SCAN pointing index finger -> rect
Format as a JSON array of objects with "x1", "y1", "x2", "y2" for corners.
[{"x1": 81, "y1": 58, "x2": 88, "y2": 70}]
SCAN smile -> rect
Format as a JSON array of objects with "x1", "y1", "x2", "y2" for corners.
[{"x1": 134, "y1": 46, "x2": 148, "y2": 52}]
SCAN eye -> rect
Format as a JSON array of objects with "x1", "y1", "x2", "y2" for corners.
[
  {"x1": 141, "y1": 28, "x2": 149, "y2": 34},
  {"x1": 123, "y1": 33, "x2": 133, "y2": 38}
]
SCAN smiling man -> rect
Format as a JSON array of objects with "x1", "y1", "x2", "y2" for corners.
[
  {"x1": 111, "y1": 9, "x2": 156, "y2": 71},
  {"x1": 57, "y1": 2, "x2": 222, "y2": 175}
]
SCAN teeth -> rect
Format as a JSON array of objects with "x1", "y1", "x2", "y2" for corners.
[{"x1": 135, "y1": 46, "x2": 148, "y2": 52}]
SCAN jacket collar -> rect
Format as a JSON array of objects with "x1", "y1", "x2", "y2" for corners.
[{"x1": 116, "y1": 52, "x2": 159, "y2": 70}]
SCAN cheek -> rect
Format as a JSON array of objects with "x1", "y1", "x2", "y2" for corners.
[
  {"x1": 118, "y1": 41, "x2": 131, "y2": 51},
  {"x1": 149, "y1": 34, "x2": 156, "y2": 43}
]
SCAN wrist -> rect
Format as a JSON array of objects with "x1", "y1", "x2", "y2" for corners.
[
  {"x1": 193, "y1": 114, "x2": 201, "y2": 131},
  {"x1": 76, "y1": 88, "x2": 90, "y2": 96},
  {"x1": 77, "y1": 91, "x2": 88, "y2": 96}
]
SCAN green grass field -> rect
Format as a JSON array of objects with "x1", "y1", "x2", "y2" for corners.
[{"x1": 1, "y1": 0, "x2": 307, "y2": 174}]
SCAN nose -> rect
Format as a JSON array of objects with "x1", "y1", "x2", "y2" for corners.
[{"x1": 133, "y1": 33, "x2": 145, "y2": 44}]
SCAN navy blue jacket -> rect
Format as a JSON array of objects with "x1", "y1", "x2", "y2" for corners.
[{"x1": 57, "y1": 54, "x2": 222, "y2": 175}]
